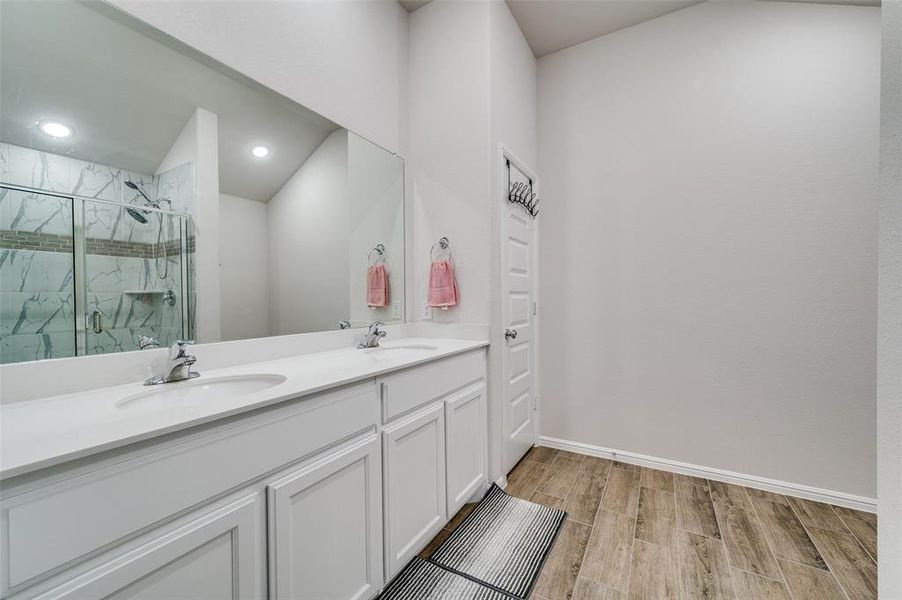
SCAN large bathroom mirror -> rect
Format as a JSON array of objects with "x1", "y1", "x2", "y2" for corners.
[{"x1": 0, "y1": 0, "x2": 405, "y2": 364}]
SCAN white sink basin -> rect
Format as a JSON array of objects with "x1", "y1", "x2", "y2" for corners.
[
  {"x1": 363, "y1": 343, "x2": 440, "y2": 354},
  {"x1": 117, "y1": 374, "x2": 287, "y2": 409}
]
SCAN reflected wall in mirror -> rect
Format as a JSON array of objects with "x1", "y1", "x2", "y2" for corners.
[{"x1": 0, "y1": 0, "x2": 405, "y2": 364}]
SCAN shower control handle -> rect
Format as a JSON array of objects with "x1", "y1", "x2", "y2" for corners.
[
  {"x1": 91, "y1": 310, "x2": 104, "y2": 334},
  {"x1": 505, "y1": 328, "x2": 518, "y2": 340}
]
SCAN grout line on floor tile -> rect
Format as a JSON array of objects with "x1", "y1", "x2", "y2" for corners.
[
  {"x1": 707, "y1": 480, "x2": 742, "y2": 600},
  {"x1": 743, "y1": 486, "x2": 804, "y2": 600},
  {"x1": 830, "y1": 506, "x2": 877, "y2": 567},
  {"x1": 786, "y1": 500, "x2": 853, "y2": 600}
]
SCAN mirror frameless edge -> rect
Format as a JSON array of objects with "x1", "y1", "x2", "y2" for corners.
[{"x1": 0, "y1": 0, "x2": 404, "y2": 365}]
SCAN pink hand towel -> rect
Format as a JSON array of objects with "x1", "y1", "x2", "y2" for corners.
[
  {"x1": 427, "y1": 260, "x2": 459, "y2": 308},
  {"x1": 367, "y1": 263, "x2": 389, "y2": 307}
]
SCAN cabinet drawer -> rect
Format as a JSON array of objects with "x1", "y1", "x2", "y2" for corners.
[
  {"x1": 1, "y1": 382, "x2": 377, "y2": 595},
  {"x1": 379, "y1": 349, "x2": 485, "y2": 422}
]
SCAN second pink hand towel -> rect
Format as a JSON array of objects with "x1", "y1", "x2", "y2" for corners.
[{"x1": 427, "y1": 260, "x2": 459, "y2": 309}]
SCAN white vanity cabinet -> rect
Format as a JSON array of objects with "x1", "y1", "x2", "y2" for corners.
[
  {"x1": 0, "y1": 344, "x2": 488, "y2": 600},
  {"x1": 382, "y1": 401, "x2": 447, "y2": 579},
  {"x1": 267, "y1": 433, "x2": 383, "y2": 600},
  {"x1": 378, "y1": 349, "x2": 488, "y2": 580},
  {"x1": 444, "y1": 384, "x2": 488, "y2": 516}
]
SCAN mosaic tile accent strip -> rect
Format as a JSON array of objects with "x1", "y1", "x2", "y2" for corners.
[
  {"x1": 0, "y1": 230, "x2": 73, "y2": 253},
  {"x1": 0, "y1": 229, "x2": 182, "y2": 258}
]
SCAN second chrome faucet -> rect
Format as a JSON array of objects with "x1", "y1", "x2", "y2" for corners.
[
  {"x1": 358, "y1": 321, "x2": 387, "y2": 349},
  {"x1": 145, "y1": 340, "x2": 200, "y2": 385}
]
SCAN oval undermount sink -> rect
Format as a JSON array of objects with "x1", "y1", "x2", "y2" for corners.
[{"x1": 117, "y1": 374, "x2": 287, "y2": 409}]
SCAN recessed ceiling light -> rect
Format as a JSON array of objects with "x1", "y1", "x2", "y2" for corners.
[
  {"x1": 251, "y1": 146, "x2": 270, "y2": 159},
  {"x1": 38, "y1": 120, "x2": 73, "y2": 139}
]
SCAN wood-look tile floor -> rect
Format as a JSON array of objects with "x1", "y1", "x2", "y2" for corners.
[{"x1": 420, "y1": 447, "x2": 877, "y2": 600}]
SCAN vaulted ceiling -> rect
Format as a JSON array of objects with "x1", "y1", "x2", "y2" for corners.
[{"x1": 402, "y1": 0, "x2": 881, "y2": 58}]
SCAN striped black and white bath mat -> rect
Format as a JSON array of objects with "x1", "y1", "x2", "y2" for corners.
[
  {"x1": 378, "y1": 558, "x2": 510, "y2": 599},
  {"x1": 429, "y1": 484, "x2": 567, "y2": 599}
]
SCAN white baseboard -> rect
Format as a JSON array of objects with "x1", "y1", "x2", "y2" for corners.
[{"x1": 538, "y1": 435, "x2": 876, "y2": 513}]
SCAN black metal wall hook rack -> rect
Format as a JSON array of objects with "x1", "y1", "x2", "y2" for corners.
[
  {"x1": 506, "y1": 159, "x2": 539, "y2": 218},
  {"x1": 508, "y1": 181, "x2": 539, "y2": 217}
]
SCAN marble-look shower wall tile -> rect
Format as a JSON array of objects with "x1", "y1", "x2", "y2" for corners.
[
  {"x1": 2, "y1": 144, "x2": 158, "y2": 208},
  {"x1": 0, "y1": 249, "x2": 74, "y2": 294},
  {"x1": 123, "y1": 171, "x2": 157, "y2": 207},
  {"x1": 86, "y1": 255, "x2": 156, "y2": 294},
  {"x1": 71, "y1": 159, "x2": 122, "y2": 202},
  {"x1": 158, "y1": 326, "x2": 182, "y2": 347},
  {"x1": 0, "y1": 292, "x2": 75, "y2": 336},
  {"x1": 86, "y1": 325, "x2": 167, "y2": 355},
  {"x1": 1, "y1": 331, "x2": 75, "y2": 364},
  {"x1": 0, "y1": 143, "x2": 9, "y2": 181},
  {"x1": 156, "y1": 162, "x2": 195, "y2": 215},
  {"x1": 87, "y1": 292, "x2": 159, "y2": 331},
  {"x1": 83, "y1": 201, "x2": 157, "y2": 244},
  {"x1": 0, "y1": 188, "x2": 73, "y2": 236},
  {"x1": 7, "y1": 144, "x2": 74, "y2": 193}
]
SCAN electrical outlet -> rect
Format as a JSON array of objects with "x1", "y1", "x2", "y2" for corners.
[
  {"x1": 392, "y1": 300, "x2": 401, "y2": 319},
  {"x1": 422, "y1": 302, "x2": 433, "y2": 320}
]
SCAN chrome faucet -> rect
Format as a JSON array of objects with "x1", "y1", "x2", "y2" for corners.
[
  {"x1": 358, "y1": 321, "x2": 387, "y2": 349},
  {"x1": 144, "y1": 340, "x2": 200, "y2": 385}
]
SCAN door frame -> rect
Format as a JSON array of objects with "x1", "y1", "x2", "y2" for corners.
[{"x1": 495, "y1": 144, "x2": 541, "y2": 479}]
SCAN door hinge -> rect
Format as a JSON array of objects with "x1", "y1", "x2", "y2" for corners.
[
  {"x1": 532, "y1": 301, "x2": 537, "y2": 316},
  {"x1": 533, "y1": 395, "x2": 540, "y2": 411}
]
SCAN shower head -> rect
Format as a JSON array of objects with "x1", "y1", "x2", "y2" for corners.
[
  {"x1": 125, "y1": 207, "x2": 149, "y2": 224},
  {"x1": 124, "y1": 179, "x2": 153, "y2": 204}
]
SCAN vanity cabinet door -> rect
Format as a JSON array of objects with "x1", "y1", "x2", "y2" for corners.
[
  {"x1": 34, "y1": 492, "x2": 261, "y2": 600},
  {"x1": 445, "y1": 385, "x2": 487, "y2": 517},
  {"x1": 382, "y1": 402, "x2": 447, "y2": 580},
  {"x1": 267, "y1": 433, "x2": 383, "y2": 600}
]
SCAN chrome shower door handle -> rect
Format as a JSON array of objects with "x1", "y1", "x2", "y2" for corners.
[
  {"x1": 91, "y1": 310, "x2": 104, "y2": 334},
  {"x1": 504, "y1": 328, "x2": 518, "y2": 340}
]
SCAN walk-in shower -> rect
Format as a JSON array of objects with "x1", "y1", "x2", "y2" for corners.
[
  {"x1": 124, "y1": 180, "x2": 173, "y2": 280},
  {"x1": 0, "y1": 180, "x2": 195, "y2": 364}
]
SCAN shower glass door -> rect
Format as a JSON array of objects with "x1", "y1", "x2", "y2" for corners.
[
  {"x1": 80, "y1": 199, "x2": 189, "y2": 355},
  {"x1": 0, "y1": 186, "x2": 77, "y2": 363}
]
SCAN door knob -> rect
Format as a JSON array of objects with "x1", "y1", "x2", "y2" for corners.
[
  {"x1": 505, "y1": 328, "x2": 518, "y2": 340},
  {"x1": 91, "y1": 310, "x2": 104, "y2": 334}
]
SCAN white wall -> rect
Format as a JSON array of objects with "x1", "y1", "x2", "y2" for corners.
[
  {"x1": 156, "y1": 107, "x2": 221, "y2": 343},
  {"x1": 488, "y1": 0, "x2": 538, "y2": 484},
  {"x1": 112, "y1": 0, "x2": 407, "y2": 154},
  {"x1": 878, "y1": 0, "x2": 902, "y2": 593},
  {"x1": 219, "y1": 193, "x2": 270, "y2": 341},
  {"x1": 538, "y1": 1, "x2": 880, "y2": 498},
  {"x1": 407, "y1": 0, "x2": 537, "y2": 484},
  {"x1": 407, "y1": 0, "x2": 493, "y2": 328},
  {"x1": 269, "y1": 130, "x2": 350, "y2": 335}
]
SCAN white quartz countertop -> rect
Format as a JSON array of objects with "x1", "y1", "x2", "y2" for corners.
[{"x1": 0, "y1": 338, "x2": 488, "y2": 479}]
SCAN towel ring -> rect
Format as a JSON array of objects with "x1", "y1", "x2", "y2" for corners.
[
  {"x1": 368, "y1": 243, "x2": 386, "y2": 266},
  {"x1": 430, "y1": 236, "x2": 453, "y2": 262}
]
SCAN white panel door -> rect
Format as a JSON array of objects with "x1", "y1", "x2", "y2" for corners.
[
  {"x1": 501, "y1": 162, "x2": 538, "y2": 475},
  {"x1": 267, "y1": 434, "x2": 383, "y2": 600},
  {"x1": 38, "y1": 492, "x2": 261, "y2": 600},
  {"x1": 445, "y1": 385, "x2": 487, "y2": 516},
  {"x1": 382, "y1": 402, "x2": 446, "y2": 580}
]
